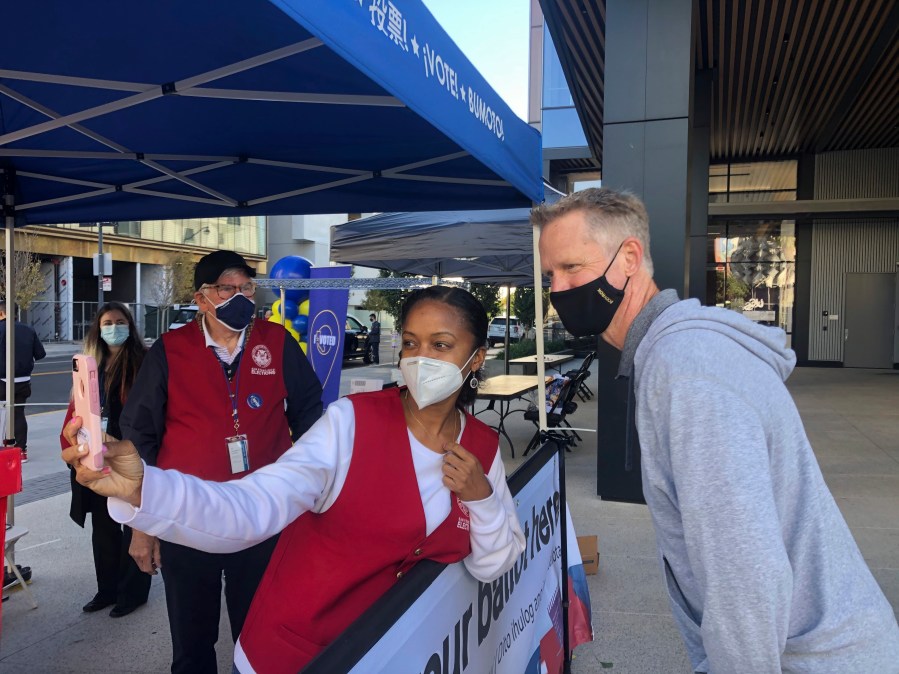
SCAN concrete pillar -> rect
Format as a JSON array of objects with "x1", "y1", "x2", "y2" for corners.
[
  {"x1": 793, "y1": 154, "x2": 815, "y2": 363},
  {"x1": 595, "y1": 0, "x2": 698, "y2": 501}
]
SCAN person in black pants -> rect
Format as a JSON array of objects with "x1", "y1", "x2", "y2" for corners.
[
  {"x1": 0, "y1": 303, "x2": 46, "y2": 462},
  {"x1": 61, "y1": 302, "x2": 150, "y2": 617},
  {"x1": 120, "y1": 250, "x2": 323, "y2": 674},
  {"x1": 366, "y1": 312, "x2": 381, "y2": 364}
]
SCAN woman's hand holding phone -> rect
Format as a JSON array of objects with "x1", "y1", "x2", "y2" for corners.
[
  {"x1": 71, "y1": 355, "x2": 104, "y2": 470},
  {"x1": 62, "y1": 416, "x2": 145, "y2": 507}
]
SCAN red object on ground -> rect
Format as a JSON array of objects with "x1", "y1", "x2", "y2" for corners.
[{"x1": 0, "y1": 446, "x2": 24, "y2": 629}]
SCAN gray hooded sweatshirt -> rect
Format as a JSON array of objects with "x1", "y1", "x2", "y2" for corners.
[{"x1": 622, "y1": 291, "x2": 899, "y2": 673}]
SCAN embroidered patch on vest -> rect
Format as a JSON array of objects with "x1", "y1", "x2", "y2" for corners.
[
  {"x1": 456, "y1": 495, "x2": 471, "y2": 530},
  {"x1": 251, "y1": 345, "x2": 272, "y2": 368},
  {"x1": 456, "y1": 495, "x2": 470, "y2": 516}
]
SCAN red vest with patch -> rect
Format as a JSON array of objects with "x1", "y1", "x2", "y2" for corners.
[
  {"x1": 239, "y1": 387, "x2": 499, "y2": 673},
  {"x1": 157, "y1": 319, "x2": 292, "y2": 480}
]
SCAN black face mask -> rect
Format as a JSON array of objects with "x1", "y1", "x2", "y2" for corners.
[{"x1": 550, "y1": 246, "x2": 629, "y2": 337}]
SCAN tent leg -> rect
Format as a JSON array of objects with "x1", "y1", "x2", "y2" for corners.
[
  {"x1": 557, "y1": 437, "x2": 572, "y2": 673},
  {"x1": 3, "y1": 173, "x2": 17, "y2": 538},
  {"x1": 504, "y1": 284, "x2": 511, "y2": 375}
]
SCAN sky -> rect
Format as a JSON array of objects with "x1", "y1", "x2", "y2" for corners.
[{"x1": 421, "y1": 0, "x2": 531, "y2": 121}]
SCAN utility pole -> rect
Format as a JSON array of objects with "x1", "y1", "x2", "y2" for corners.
[
  {"x1": 80, "y1": 222, "x2": 116, "y2": 308},
  {"x1": 98, "y1": 224, "x2": 105, "y2": 306}
]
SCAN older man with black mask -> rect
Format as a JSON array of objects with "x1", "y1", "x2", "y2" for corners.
[
  {"x1": 534, "y1": 188, "x2": 899, "y2": 673},
  {"x1": 120, "y1": 250, "x2": 323, "y2": 674}
]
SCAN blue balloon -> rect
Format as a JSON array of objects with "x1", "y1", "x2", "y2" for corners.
[
  {"x1": 281, "y1": 299, "x2": 299, "y2": 320},
  {"x1": 291, "y1": 315, "x2": 308, "y2": 336},
  {"x1": 270, "y1": 256, "x2": 312, "y2": 303}
]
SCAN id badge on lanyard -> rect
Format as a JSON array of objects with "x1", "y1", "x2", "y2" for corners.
[
  {"x1": 221, "y1": 361, "x2": 250, "y2": 473},
  {"x1": 227, "y1": 434, "x2": 250, "y2": 473}
]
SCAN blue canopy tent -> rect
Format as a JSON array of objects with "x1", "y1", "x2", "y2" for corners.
[
  {"x1": 331, "y1": 208, "x2": 538, "y2": 285},
  {"x1": 0, "y1": 0, "x2": 544, "y2": 567},
  {"x1": 1, "y1": 0, "x2": 541, "y2": 224},
  {"x1": 329, "y1": 187, "x2": 563, "y2": 284}
]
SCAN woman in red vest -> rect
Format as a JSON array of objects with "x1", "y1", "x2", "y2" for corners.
[{"x1": 64, "y1": 286, "x2": 526, "y2": 674}]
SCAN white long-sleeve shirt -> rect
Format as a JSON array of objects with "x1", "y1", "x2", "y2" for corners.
[{"x1": 109, "y1": 397, "x2": 525, "y2": 582}]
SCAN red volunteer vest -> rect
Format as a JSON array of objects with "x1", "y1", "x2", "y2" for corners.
[
  {"x1": 239, "y1": 387, "x2": 499, "y2": 673},
  {"x1": 157, "y1": 320, "x2": 293, "y2": 480}
]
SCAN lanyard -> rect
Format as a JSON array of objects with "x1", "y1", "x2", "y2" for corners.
[
  {"x1": 98, "y1": 368, "x2": 108, "y2": 415},
  {"x1": 219, "y1": 359, "x2": 243, "y2": 434}
]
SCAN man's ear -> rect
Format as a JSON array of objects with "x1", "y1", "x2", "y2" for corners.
[{"x1": 621, "y1": 237, "x2": 644, "y2": 276}]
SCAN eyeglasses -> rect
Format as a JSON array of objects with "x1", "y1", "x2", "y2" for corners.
[{"x1": 202, "y1": 281, "x2": 257, "y2": 300}]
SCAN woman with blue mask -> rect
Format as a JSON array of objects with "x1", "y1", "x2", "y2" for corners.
[
  {"x1": 63, "y1": 286, "x2": 525, "y2": 674},
  {"x1": 60, "y1": 301, "x2": 150, "y2": 619}
]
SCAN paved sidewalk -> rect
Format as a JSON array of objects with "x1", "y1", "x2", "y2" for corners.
[{"x1": 1, "y1": 355, "x2": 897, "y2": 673}]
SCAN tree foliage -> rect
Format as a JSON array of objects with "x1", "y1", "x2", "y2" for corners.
[
  {"x1": 361, "y1": 276, "x2": 505, "y2": 326},
  {"x1": 715, "y1": 270, "x2": 750, "y2": 307},
  {"x1": 469, "y1": 283, "x2": 501, "y2": 319},
  {"x1": 151, "y1": 251, "x2": 197, "y2": 309},
  {"x1": 0, "y1": 231, "x2": 46, "y2": 310},
  {"x1": 511, "y1": 286, "x2": 550, "y2": 329},
  {"x1": 360, "y1": 269, "x2": 411, "y2": 324}
]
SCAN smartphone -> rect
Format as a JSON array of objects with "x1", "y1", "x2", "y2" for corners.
[{"x1": 72, "y1": 354, "x2": 104, "y2": 470}]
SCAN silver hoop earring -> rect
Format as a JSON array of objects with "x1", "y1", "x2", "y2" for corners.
[{"x1": 469, "y1": 375, "x2": 479, "y2": 389}]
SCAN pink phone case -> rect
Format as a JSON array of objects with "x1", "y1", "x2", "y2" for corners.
[{"x1": 72, "y1": 354, "x2": 104, "y2": 470}]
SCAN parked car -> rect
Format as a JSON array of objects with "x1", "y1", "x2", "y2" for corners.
[
  {"x1": 167, "y1": 304, "x2": 199, "y2": 330},
  {"x1": 343, "y1": 314, "x2": 369, "y2": 361},
  {"x1": 487, "y1": 316, "x2": 523, "y2": 346}
]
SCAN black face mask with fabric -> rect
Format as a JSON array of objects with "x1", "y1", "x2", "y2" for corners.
[{"x1": 549, "y1": 245, "x2": 629, "y2": 337}]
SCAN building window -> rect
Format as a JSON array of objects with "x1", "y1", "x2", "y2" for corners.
[
  {"x1": 709, "y1": 160, "x2": 797, "y2": 203},
  {"x1": 542, "y1": 27, "x2": 574, "y2": 109},
  {"x1": 47, "y1": 215, "x2": 267, "y2": 257},
  {"x1": 115, "y1": 221, "x2": 141, "y2": 237},
  {"x1": 706, "y1": 220, "x2": 796, "y2": 346}
]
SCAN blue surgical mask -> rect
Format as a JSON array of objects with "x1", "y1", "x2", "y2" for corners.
[
  {"x1": 206, "y1": 292, "x2": 255, "y2": 332},
  {"x1": 100, "y1": 325, "x2": 129, "y2": 346}
]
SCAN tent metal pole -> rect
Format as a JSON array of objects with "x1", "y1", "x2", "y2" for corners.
[
  {"x1": 0, "y1": 84, "x2": 236, "y2": 206},
  {"x1": 531, "y1": 222, "x2": 547, "y2": 431},
  {"x1": 532, "y1": 215, "x2": 571, "y2": 669},
  {"x1": 557, "y1": 437, "x2": 572, "y2": 673},
  {"x1": 280, "y1": 288, "x2": 286, "y2": 326},
  {"x1": 3, "y1": 180, "x2": 15, "y2": 447},
  {"x1": 0, "y1": 39, "x2": 325, "y2": 148},
  {"x1": 4, "y1": 172, "x2": 17, "y2": 537},
  {"x1": 504, "y1": 284, "x2": 511, "y2": 375},
  {"x1": 97, "y1": 225, "x2": 104, "y2": 307}
]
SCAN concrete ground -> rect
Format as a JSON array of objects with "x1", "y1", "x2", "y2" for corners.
[{"x1": 1, "y1": 340, "x2": 897, "y2": 673}]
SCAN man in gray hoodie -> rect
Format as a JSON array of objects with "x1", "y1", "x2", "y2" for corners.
[{"x1": 534, "y1": 188, "x2": 899, "y2": 673}]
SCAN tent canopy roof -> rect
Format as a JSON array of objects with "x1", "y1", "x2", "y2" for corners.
[
  {"x1": 331, "y1": 208, "x2": 536, "y2": 284},
  {"x1": 1, "y1": 0, "x2": 543, "y2": 226}
]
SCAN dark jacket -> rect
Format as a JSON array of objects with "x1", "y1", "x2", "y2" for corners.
[
  {"x1": 0, "y1": 319, "x2": 46, "y2": 378},
  {"x1": 368, "y1": 319, "x2": 381, "y2": 343}
]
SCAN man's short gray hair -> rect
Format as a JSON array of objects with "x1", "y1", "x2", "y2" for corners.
[{"x1": 531, "y1": 187, "x2": 654, "y2": 276}]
